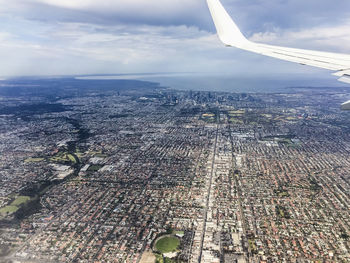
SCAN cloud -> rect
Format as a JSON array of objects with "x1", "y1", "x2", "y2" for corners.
[
  {"x1": 0, "y1": 20, "x2": 327, "y2": 77},
  {"x1": 2, "y1": 0, "x2": 350, "y2": 31},
  {"x1": 0, "y1": 0, "x2": 210, "y2": 28},
  {"x1": 35, "y1": 0, "x2": 200, "y2": 14},
  {"x1": 224, "y1": 0, "x2": 350, "y2": 33},
  {"x1": 0, "y1": 0, "x2": 349, "y2": 83},
  {"x1": 0, "y1": 32, "x2": 14, "y2": 41},
  {"x1": 0, "y1": 18, "x2": 227, "y2": 76},
  {"x1": 250, "y1": 19, "x2": 350, "y2": 53}
]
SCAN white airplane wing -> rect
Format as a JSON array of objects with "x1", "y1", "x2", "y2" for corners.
[{"x1": 207, "y1": 0, "x2": 350, "y2": 109}]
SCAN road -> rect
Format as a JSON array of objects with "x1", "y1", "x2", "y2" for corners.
[{"x1": 198, "y1": 124, "x2": 219, "y2": 263}]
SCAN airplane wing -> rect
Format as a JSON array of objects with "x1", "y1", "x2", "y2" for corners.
[{"x1": 207, "y1": 0, "x2": 350, "y2": 109}]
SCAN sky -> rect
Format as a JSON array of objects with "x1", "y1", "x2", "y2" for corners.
[{"x1": 1, "y1": 0, "x2": 350, "y2": 83}]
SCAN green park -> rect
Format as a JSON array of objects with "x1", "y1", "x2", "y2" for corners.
[{"x1": 155, "y1": 236, "x2": 180, "y2": 254}]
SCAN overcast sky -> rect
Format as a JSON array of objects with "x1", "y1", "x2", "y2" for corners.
[{"x1": 1, "y1": 0, "x2": 350, "y2": 82}]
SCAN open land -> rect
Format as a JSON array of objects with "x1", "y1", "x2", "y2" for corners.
[{"x1": 155, "y1": 236, "x2": 180, "y2": 253}]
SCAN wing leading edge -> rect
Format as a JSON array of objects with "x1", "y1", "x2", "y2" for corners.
[{"x1": 207, "y1": 0, "x2": 350, "y2": 109}]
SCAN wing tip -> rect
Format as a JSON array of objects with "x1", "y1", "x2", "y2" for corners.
[{"x1": 207, "y1": 0, "x2": 250, "y2": 47}]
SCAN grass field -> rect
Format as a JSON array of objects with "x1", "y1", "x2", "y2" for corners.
[
  {"x1": 67, "y1": 154, "x2": 77, "y2": 163},
  {"x1": 50, "y1": 152, "x2": 78, "y2": 163},
  {"x1": 0, "y1": 196, "x2": 32, "y2": 216},
  {"x1": 88, "y1": 165, "x2": 102, "y2": 172},
  {"x1": 0, "y1": 205, "x2": 19, "y2": 215},
  {"x1": 248, "y1": 239, "x2": 257, "y2": 252},
  {"x1": 11, "y1": 196, "x2": 30, "y2": 206},
  {"x1": 229, "y1": 110, "x2": 245, "y2": 115},
  {"x1": 95, "y1": 153, "x2": 108, "y2": 158},
  {"x1": 25, "y1": 157, "x2": 45, "y2": 163},
  {"x1": 155, "y1": 236, "x2": 180, "y2": 254}
]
